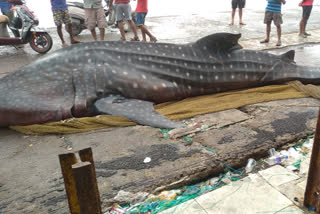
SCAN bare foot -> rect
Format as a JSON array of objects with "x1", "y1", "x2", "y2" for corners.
[
  {"x1": 229, "y1": 22, "x2": 234, "y2": 26},
  {"x1": 62, "y1": 42, "x2": 68, "y2": 48},
  {"x1": 150, "y1": 37, "x2": 157, "y2": 43},
  {"x1": 239, "y1": 22, "x2": 246, "y2": 25},
  {"x1": 71, "y1": 39, "x2": 80, "y2": 44}
]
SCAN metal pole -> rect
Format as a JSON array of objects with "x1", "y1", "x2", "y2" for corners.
[
  {"x1": 72, "y1": 162, "x2": 102, "y2": 214},
  {"x1": 58, "y1": 153, "x2": 80, "y2": 214},
  {"x1": 59, "y1": 148, "x2": 101, "y2": 214},
  {"x1": 304, "y1": 108, "x2": 320, "y2": 213}
]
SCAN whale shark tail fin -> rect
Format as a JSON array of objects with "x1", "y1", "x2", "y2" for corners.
[
  {"x1": 93, "y1": 95, "x2": 185, "y2": 129},
  {"x1": 195, "y1": 33, "x2": 242, "y2": 54}
]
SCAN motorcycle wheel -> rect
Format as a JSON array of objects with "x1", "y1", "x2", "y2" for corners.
[
  {"x1": 29, "y1": 32, "x2": 53, "y2": 54},
  {"x1": 66, "y1": 23, "x2": 82, "y2": 36}
]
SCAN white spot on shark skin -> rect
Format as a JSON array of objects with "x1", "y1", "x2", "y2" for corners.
[
  {"x1": 200, "y1": 75, "x2": 203, "y2": 80},
  {"x1": 117, "y1": 87, "x2": 123, "y2": 92},
  {"x1": 133, "y1": 83, "x2": 138, "y2": 88},
  {"x1": 137, "y1": 47, "x2": 141, "y2": 51},
  {"x1": 162, "y1": 53, "x2": 166, "y2": 56},
  {"x1": 227, "y1": 54, "x2": 231, "y2": 58},
  {"x1": 198, "y1": 65, "x2": 201, "y2": 69},
  {"x1": 108, "y1": 80, "x2": 113, "y2": 85},
  {"x1": 230, "y1": 65, "x2": 233, "y2": 69},
  {"x1": 161, "y1": 83, "x2": 167, "y2": 88},
  {"x1": 178, "y1": 46, "x2": 182, "y2": 50},
  {"x1": 173, "y1": 82, "x2": 178, "y2": 87},
  {"x1": 118, "y1": 56, "x2": 121, "y2": 59},
  {"x1": 184, "y1": 63, "x2": 188, "y2": 66},
  {"x1": 165, "y1": 45, "x2": 168, "y2": 48},
  {"x1": 203, "y1": 46, "x2": 207, "y2": 50},
  {"x1": 259, "y1": 65, "x2": 263, "y2": 69},
  {"x1": 215, "y1": 75, "x2": 219, "y2": 80},
  {"x1": 85, "y1": 46, "x2": 89, "y2": 49},
  {"x1": 112, "y1": 70, "x2": 117, "y2": 74},
  {"x1": 186, "y1": 72, "x2": 190, "y2": 77},
  {"x1": 176, "y1": 68, "x2": 180, "y2": 72},
  {"x1": 128, "y1": 58, "x2": 132, "y2": 63},
  {"x1": 231, "y1": 75, "x2": 235, "y2": 79},
  {"x1": 85, "y1": 53, "x2": 90, "y2": 57},
  {"x1": 153, "y1": 86, "x2": 158, "y2": 90},
  {"x1": 138, "y1": 57, "x2": 142, "y2": 61},
  {"x1": 142, "y1": 75, "x2": 147, "y2": 79},
  {"x1": 213, "y1": 65, "x2": 216, "y2": 69},
  {"x1": 245, "y1": 75, "x2": 249, "y2": 79},
  {"x1": 188, "y1": 85, "x2": 192, "y2": 90},
  {"x1": 88, "y1": 59, "x2": 92, "y2": 63},
  {"x1": 182, "y1": 54, "x2": 185, "y2": 57},
  {"x1": 123, "y1": 72, "x2": 128, "y2": 75},
  {"x1": 245, "y1": 64, "x2": 248, "y2": 68}
]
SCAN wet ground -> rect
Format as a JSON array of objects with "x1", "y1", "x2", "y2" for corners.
[{"x1": 1, "y1": 3, "x2": 320, "y2": 214}]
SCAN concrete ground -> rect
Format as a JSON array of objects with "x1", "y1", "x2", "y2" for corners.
[{"x1": 1, "y1": 3, "x2": 320, "y2": 214}]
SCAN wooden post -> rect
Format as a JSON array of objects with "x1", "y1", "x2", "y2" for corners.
[{"x1": 304, "y1": 108, "x2": 320, "y2": 213}]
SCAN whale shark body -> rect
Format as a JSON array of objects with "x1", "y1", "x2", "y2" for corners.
[{"x1": 1, "y1": 33, "x2": 320, "y2": 128}]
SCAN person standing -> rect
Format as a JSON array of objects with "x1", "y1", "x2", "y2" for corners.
[
  {"x1": 109, "y1": 0, "x2": 139, "y2": 41},
  {"x1": 50, "y1": 0, "x2": 80, "y2": 48},
  {"x1": 135, "y1": 0, "x2": 156, "y2": 42},
  {"x1": 230, "y1": 0, "x2": 245, "y2": 25},
  {"x1": 84, "y1": 0, "x2": 108, "y2": 41},
  {"x1": 298, "y1": 0, "x2": 313, "y2": 38},
  {"x1": 260, "y1": 0, "x2": 286, "y2": 47},
  {"x1": 0, "y1": 0, "x2": 13, "y2": 22}
]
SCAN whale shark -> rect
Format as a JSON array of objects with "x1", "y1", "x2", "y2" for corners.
[{"x1": 1, "y1": 33, "x2": 320, "y2": 128}]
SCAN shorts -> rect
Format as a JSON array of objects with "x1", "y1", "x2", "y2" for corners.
[
  {"x1": 85, "y1": 8, "x2": 107, "y2": 30},
  {"x1": 135, "y1": 12, "x2": 147, "y2": 26},
  {"x1": 232, "y1": 0, "x2": 245, "y2": 9},
  {"x1": 115, "y1": 3, "x2": 132, "y2": 22},
  {"x1": 302, "y1": 5, "x2": 312, "y2": 19},
  {"x1": 52, "y1": 10, "x2": 72, "y2": 26},
  {"x1": 264, "y1": 11, "x2": 282, "y2": 26},
  {"x1": 0, "y1": 1, "x2": 11, "y2": 13}
]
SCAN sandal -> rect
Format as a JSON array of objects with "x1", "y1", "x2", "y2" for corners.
[
  {"x1": 130, "y1": 37, "x2": 140, "y2": 41},
  {"x1": 276, "y1": 41, "x2": 282, "y2": 46},
  {"x1": 260, "y1": 39, "x2": 269, "y2": 44}
]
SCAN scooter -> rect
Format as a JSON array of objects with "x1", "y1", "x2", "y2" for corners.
[{"x1": 0, "y1": 0, "x2": 53, "y2": 54}]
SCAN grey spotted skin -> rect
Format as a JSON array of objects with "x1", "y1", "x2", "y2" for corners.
[{"x1": 0, "y1": 33, "x2": 320, "y2": 128}]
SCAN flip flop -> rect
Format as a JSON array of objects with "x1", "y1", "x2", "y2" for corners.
[
  {"x1": 130, "y1": 37, "x2": 140, "y2": 41},
  {"x1": 276, "y1": 41, "x2": 282, "y2": 46},
  {"x1": 239, "y1": 22, "x2": 246, "y2": 25},
  {"x1": 260, "y1": 39, "x2": 269, "y2": 44}
]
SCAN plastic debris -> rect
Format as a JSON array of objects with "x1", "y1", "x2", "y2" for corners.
[
  {"x1": 158, "y1": 190, "x2": 177, "y2": 201},
  {"x1": 267, "y1": 154, "x2": 288, "y2": 165},
  {"x1": 268, "y1": 148, "x2": 276, "y2": 157},
  {"x1": 105, "y1": 204, "x2": 126, "y2": 214},
  {"x1": 245, "y1": 158, "x2": 256, "y2": 173},
  {"x1": 143, "y1": 157, "x2": 151, "y2": 163}
]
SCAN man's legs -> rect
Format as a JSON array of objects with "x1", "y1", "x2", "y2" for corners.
[
  {"x1": 66, "y1": 23, "x2": 80, "y2": 44},
  {"x1": 261, "y1": 23, "x2": 271, "y2": 43},
  {"x1": 299, "y1": 18, "x2": 306, "y2": 35},
  {"x1": 56, "y1": 24, "x2": 68, "y2": 47}
]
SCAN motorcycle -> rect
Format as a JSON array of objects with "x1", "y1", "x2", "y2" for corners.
[
  {"x1": 67, "y1": 0, "x2": 132, "y2": 36},
  {"x1": 0, "y1": 0, "x2": 53, "y2": 54}
]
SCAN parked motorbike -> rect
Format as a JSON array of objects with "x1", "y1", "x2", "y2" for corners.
[{"x1": 0, "y1": 0, "x2": 53, "y2": 54}]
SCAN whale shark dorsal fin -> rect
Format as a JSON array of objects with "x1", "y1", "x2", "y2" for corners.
[
  {"x1": 195, "y1": 33, "x2": 243, "y2": 53},
  {"x1": 279, "y1": 50, "x2": 295, "y2": 62}
]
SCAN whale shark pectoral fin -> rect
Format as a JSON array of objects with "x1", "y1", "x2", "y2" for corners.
[
  {"x1": 279, "y1": 50, "x2": 295, "y2": 62},
  {"x1": 93, "y1": 95, "x2": 185, "y2": 129}
]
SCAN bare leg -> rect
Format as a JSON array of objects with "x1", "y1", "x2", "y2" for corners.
[
  {"x1": 57, "y1": 24, "x2": 67, "y2": 47},
  {"x1": 276, "y1": 25, "x2": 281, "y2": 46},
  {"x1": 117, "y1": 20, "x2": 126, "y2": 40},
  {"x1": 140, "y1": 25, "x2": 156, "y2": 42},
  {"x1": 99, "y1": 28, "x2": 105, "y2": 41},
  {"x1": 266, "y1": 23, "x2": 271, "y2": 41},
  {"x1": 230, "y1": 9, "x2": 236, "y2": 25},
  {"x1": 129, "y1": 20, "x2": 139, "y2": 40},
  {"x1": 66, "y1": 23, "x2": 80, "y2": 44},
  {"x1": 90, "y1": 28, "x2": 97, "y2": 41},
  {"x1": 239, "y1": 8, "x2": 245, "y2": 25},
  {"x1": 138, "y1": 26, "x2": 147, "y2": 42}
]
